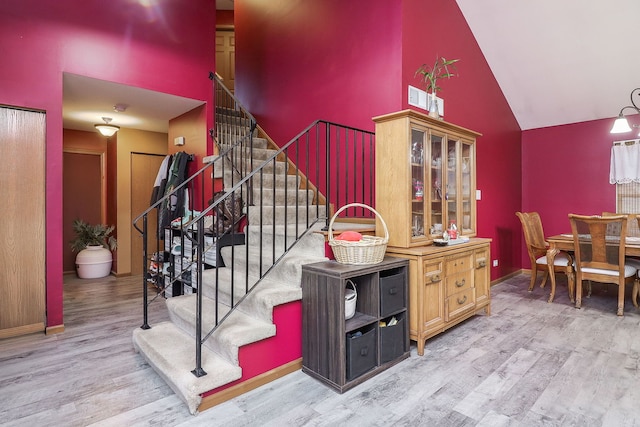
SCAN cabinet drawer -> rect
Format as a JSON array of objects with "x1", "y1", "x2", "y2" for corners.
[
  {"x1": 346, "y1": 327, "x2": 377, "y2": 381},
  {"x1": 445, "y1": 287, "x2": 475, "y2": 321},
  {"x1": 380, "y1": 314, "x2": 406, "y2": 364},
  {"x1": 444, "y1": 270, "x2": 472, "y2": 297},
  {"x1": 423, "y1": 259, "x2": 443, "y2": 284},
  {"x1": 380, "y1": 273, "x2": 405, "y2": 316},
  {"x1": 445, "y1": 252, "x2": 473, "y2": 275}
]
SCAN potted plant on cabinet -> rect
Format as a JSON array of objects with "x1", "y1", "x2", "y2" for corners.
[
  {"x1": 415, "y1": 56, "x2": 459, "y2": 119},
  {"x1": 70, "y1": 219, "x2": 118, "y2": 279}
]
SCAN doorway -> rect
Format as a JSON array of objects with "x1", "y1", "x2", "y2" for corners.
[
  {"x1": 216, "y1": 28, "x2": 235, "y2": 93},
  {"x1": 130, "y1": 152, "x2": 167, "y2": 276},
  {"x1": 63, "y1": 150, "x2": 105, "y2": 273}
]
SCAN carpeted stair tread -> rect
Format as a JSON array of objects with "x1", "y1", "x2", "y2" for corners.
[
  {"x1": 166, "y1": 295, "x2": 275, "y2": 365},
  {"x1": 201, "y1": 270, "x2": 303, "y2": 323},
  {"x1": 132, "y1": 321, "x2": 241, "y2": 415},
  {"x1": 220, "y1": 245, "x2": 327, "y2": 282},
  {"x1": 246, "y1": 204, "x2": 327, "y2": 226},
  {"x1": 251, "y1": 188, "x2": 315, "y2": 205}
]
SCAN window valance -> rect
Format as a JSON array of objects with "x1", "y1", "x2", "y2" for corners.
[{"x1": 610, "y1": 139, "x2": 640, "y2": 184}]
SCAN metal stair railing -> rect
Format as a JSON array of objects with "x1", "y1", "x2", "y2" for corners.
[{"x1": 133, "y1": 73, "x2": 376, "y2": 379}]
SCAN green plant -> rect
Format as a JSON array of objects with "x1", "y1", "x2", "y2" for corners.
[
  {"x1": 70, "y1": 219, "x2": 118, "y2": 252},
  {"x1": 415, "y1": 56, "x2": 459, "y2": 95}
]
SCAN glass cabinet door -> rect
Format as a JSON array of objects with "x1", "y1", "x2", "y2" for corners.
[
  {"x1": 446, "y1": 138, "x2": 458, "y2": 232},
  {"x1": 410, "y1": 128, "x2": 426, "y2": 240},
  {"x1": 429, "y1": 132, "x2": 444, "y2": 237},
  {"x1": 460, "y1": 140, "x2": 474, "y2": 234}
]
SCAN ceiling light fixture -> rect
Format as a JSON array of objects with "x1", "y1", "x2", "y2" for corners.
[
  {"x1": 94, "y1": 117, "x2": 120, "y2": 137},
  {"x1": 610, "y1": 88, "x2": 640, "y2": 134}
]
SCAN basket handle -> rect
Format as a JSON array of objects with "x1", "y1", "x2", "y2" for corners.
[
  {"x1": 346, "y1": 279, "x2": 357, "y2": 299},
  {"x1": 328, "y1": 203, "x2": 389, "y2": 241}
]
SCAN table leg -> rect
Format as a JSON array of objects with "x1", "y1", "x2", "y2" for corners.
[{"x1": 546, "y1": 248, "x2": 558, "y2": 303}]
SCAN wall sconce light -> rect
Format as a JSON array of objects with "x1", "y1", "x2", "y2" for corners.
[
  {"x1": 94, "y1": 117, "x2": 120, "y2": 137},
  {"x1": 610, "y1": 88, "x2": 640, "y2": 134}
]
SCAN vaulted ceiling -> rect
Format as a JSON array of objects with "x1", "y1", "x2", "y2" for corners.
[
  {"x1": 64, "y1": 1, "x2": 639, "y2": 134},
  {"x1": 456, "y1": 0, "x2": 640, "y2": 130}
]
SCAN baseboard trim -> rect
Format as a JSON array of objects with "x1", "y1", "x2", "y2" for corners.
[
  {"x1": 46, "y1": 324, "x2": 65, "y2": 335},
  {"x1": 0, "y1": 322, "x2": 45, "y2": 339},
  {"x1": 491, "y1": 269, "x2": 524, "y2": 286},
  {"x1": 198, "y1": 358, "x2": 302, "y2": 413}
]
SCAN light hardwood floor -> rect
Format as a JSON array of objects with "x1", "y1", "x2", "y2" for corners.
[{"x1": 2, "y1": 273, "x2": 640, "y2": 426}]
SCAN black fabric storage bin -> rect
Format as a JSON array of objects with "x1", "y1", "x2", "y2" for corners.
[
  {"x1": 380, "y1": 316, "x2": 406, "y2": 364},
  {"x1": 346, "y1": 327, "x2": 377, "y2": 380},
  {"x1": 380, "y1": 273, "x2": 405, "y2": 316}
]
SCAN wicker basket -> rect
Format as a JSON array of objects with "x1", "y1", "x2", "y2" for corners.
[{"x1": 328, "y1": 203, "x2": 389, "y2": 265}]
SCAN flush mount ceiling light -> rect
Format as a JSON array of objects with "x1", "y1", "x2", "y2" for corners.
[
  {"x1": 94, "y1": 117, "x2": 120, "y2": 137},
  {"x1": 610, "y1": 88, "x2": 640, "y2": 134}
]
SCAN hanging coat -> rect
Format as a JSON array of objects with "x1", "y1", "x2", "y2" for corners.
[{"x1": 157, "y1": 152, "x2": 190, "y2": 237}]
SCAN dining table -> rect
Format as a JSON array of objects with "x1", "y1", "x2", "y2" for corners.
[{"x1": 546, "y1": 233, "x2": 640, "y2": 312}]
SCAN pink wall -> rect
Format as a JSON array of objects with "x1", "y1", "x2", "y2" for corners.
[
  {"x1": 401, "y1": 0, "x2": 523, "y2": 278},
  {"x1": 235, "y1": 0, "x2": 403, "y2": 143},
  {"x1": 235, "y1": 0, "x2": 523, "y2": 279},
  {"x1": 520, "y1": 117, "x2": 626, "y2": 266},
  {"x1": 0, "y1": 1, "x2": 216, "y2": 329}
]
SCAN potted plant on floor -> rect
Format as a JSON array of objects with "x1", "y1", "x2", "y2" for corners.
[
  {"x1": 415, "y1": 56, "x2": 459, "y2": 119},
  {"x1": 70, "y1": 219, "x2": 118, "y2": 279}
]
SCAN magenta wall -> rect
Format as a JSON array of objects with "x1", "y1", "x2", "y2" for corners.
[
  {"x1": 0, "y1": 1, "x2": 216, "y2": 328},
  {"x1": 520, "y1": 118, "x2": 626, "y2": 266},
  {"x1": 235, "y1": 0, "x2": 403, "y2": 143},
  {"x1": 235, "y1": 0, "x2": 523, "y2": 279}
]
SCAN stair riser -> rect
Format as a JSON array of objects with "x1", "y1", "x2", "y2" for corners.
[
  {"x1": 247, "y1": 205, "x2": 326, "y2": 225},
  {"x1": 251, "y1": 189, "x2": 315, "y2": 205},
  {"x1": 219, "y1": 145, "x2": 278, "y2": 161},
  {"x1": 224, "y1": 172, "x2": 299, "y2": 191}
]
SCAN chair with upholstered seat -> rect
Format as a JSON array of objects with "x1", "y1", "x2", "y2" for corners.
[
  {"x1": 569, "y1": 213, "x2": 637, "y2": 316},
  {"x1": 603, "y1": 212, "x2": 640, "y2": 307},
  {"x1": 516, "y1": 212, "x2": 575, "y2": 303}
]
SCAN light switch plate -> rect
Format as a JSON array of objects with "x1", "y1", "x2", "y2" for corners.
[
  {"x1": 476, "y1": 189, "x2": 482, "y2": 200},
  {"x1": 174, "y1": 136, "x2": 185, "y2": 146}
]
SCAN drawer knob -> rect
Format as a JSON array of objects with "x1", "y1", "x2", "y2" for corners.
[
  {"x1": 429, "y1": 274, "x2": 441, "y2": 283},
  {"x1": 388, "y1": 288, "x2": 398, "y2": 295},
  {"x1": 457, "y1": 295, "x2": 467, "y2": 305},
  {"x1": 455, "y1": 278, "x2": 466, "y2": 288}
]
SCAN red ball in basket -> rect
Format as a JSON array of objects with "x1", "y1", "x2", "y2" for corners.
[
  {"x1": 328, "y1": 203, "x2": 388, "y2": 265},
  {"x1": 335, "y1": 230, "x2": 363, "y2": 242}
]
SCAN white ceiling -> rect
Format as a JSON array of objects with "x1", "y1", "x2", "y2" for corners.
[
  {"x1": 63, "y1": 74, "x2": 204, "y2": 134},
  {"x1": 456, "y1": 0, "x2": 640, "y2": 130},
  {"x1": 63, "y1": 1, "x2": 640, "y2": 135}
]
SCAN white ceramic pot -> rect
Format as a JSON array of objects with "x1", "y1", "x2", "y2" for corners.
[{"x1": 76, "y1": 245, "x2": 113, "y2": 279}]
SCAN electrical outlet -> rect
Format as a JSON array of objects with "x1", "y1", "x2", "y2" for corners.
[{"x1": 492, "y1": 259, "x2": 498, "y2": 267}]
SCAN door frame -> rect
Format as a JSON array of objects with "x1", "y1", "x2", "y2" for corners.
[{"x1": 63, "y1": 148, "x2": 107, "y2": 223}]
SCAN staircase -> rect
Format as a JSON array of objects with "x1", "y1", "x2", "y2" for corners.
[{"x1": 131, "y1": 73, "x2": 376, "y2": 414}]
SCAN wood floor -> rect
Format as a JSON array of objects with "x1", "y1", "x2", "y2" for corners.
[{"x1": 2, "y1": 273, "x2": 640, "y2": 426}]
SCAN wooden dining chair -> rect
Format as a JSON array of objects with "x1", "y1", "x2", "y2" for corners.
[
  {"x1": 516, "y1": 212, "x2": 575, "y2": 303},
  {"x1": 603, "y1": 212, "x2": 640, "y2": 307},
  {"x1": 569, "y1": 214, "x2": 637, "y2": 316}
]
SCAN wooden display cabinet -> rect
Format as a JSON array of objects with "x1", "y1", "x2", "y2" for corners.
[
  {"x1": 385, "y1": 238, "x2": 491, "y2": 356},
  {"x1": 373, "y1": 109, "x2": 481, "y2": 248},
  {"x1": 301, "y1": 257, "x2": 410, "y2": 393}
]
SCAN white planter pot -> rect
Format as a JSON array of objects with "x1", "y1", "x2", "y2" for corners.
[{"x1": 76, "y1": 245, "x2": 113, "y2": 279}]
